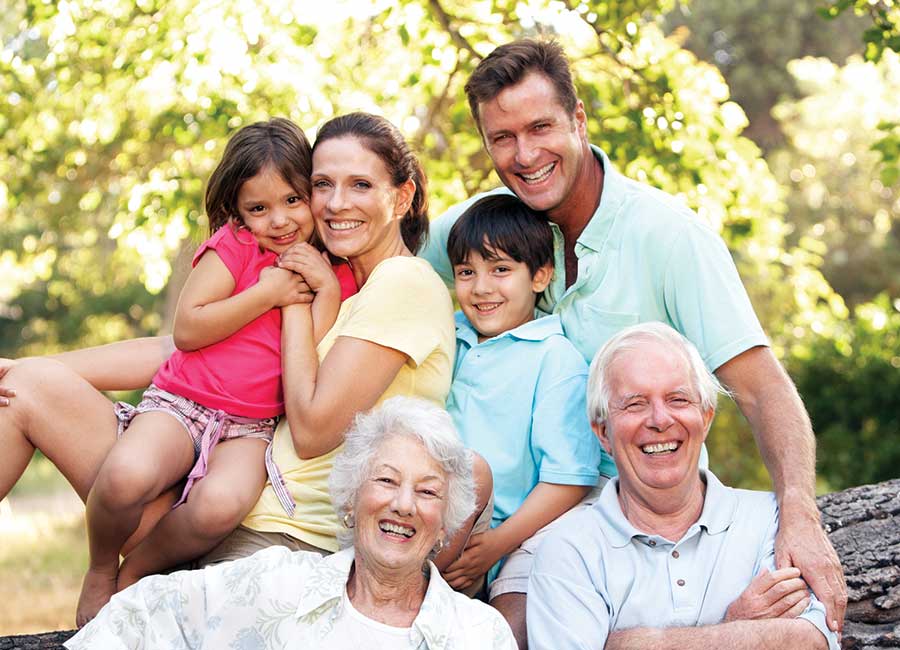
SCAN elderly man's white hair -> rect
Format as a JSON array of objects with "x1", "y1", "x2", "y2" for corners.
[
  {"x1": 586, "y1": 322, "x2": 727, "y2": 424},
  {"x1": 329, "y1": 396, "x2": 476, "y2": 548}
]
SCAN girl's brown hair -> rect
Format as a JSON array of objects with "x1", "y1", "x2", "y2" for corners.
[{"x1": 205, "y1": 118, "x2": 312, "y2": 235}]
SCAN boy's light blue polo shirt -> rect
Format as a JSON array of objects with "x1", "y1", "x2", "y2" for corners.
[
  {"x1": 447, "y1": 312, "x2": 616, "y2": 532},
  {"x1": 421, "y1": 145, "x2": 768, "y2": 370}
]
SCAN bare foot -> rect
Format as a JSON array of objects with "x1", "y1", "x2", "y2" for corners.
[{"x1": 76, "y1": 567, "x2": 118, "y2": 628}]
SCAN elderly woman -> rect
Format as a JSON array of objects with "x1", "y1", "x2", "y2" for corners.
[{"x1": 65, "y1": 397, "x2": 516, "y2": 649}]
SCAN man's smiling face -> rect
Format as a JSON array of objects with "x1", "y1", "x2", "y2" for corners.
[
  {"x1": 594, "y1": 340, "x2": 715, "y2": 497},
  {"x1": 479, "y1": 72, "x2": 589, "y2": 217}
]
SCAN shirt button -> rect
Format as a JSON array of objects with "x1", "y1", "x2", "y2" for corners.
[
  {"x1": 677, "y1": 579, "x2": 685, "y2": 587},
  {"x1": 672, "y1": 550, "x2": 680, "y2": 559},
  {"x1": 648, "y1": 540, "x2": 656, "y2": 547}
]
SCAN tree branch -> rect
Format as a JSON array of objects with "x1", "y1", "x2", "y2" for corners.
[{"x1": 427, "y1": 0, "x2": 481, "y2": 60}]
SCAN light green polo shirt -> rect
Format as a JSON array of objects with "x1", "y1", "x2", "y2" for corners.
[{"x1": 420, "y1": 145, "x2": 768, "y2": 371}]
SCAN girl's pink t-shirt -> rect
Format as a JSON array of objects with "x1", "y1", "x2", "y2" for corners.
[{"x1": 153, "y1": 225, "x2": 356, "y2": 418}]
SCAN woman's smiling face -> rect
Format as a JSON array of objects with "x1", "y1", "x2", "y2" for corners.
[
  {"x1": 310, "y1": 136, "x2": 411, "y2": 266},
  {"x1": 352, "y1": 435, "x2": 448, "y2": 578}
]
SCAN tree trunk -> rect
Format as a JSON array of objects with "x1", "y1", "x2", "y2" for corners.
[{"x1": 2, "y1": 478, "x2": 898, "y2": 649}]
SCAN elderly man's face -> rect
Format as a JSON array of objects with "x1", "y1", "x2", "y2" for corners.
[
  {"x1": 594, "y1": 341, "x2": 714, "y2": 495},
  {"x1": 353, "y1": 435, "x2": 448, "y2": 576},
  {"x1": 478, "y1": 72, "x2": 588, "y2": 215}
]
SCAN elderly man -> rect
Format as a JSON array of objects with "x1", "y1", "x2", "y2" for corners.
[
  {"x1": 526, "y1": 323, "x2": 839, "y2": 650},
  {"x1": 420, "y1": 38, "x2": 845, "y2": 644}
]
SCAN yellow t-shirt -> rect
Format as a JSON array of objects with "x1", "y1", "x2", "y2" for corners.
[{"x1": 242, "y1": 256, "x2": 455, "y2": 551}]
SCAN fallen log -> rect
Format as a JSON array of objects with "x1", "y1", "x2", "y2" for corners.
[
  {"x1": 820, "y1": 479, "x2": 900, "y2": 649},
  {"x1": 2, "y1": 478, "x2": 898, "y2": 649}
]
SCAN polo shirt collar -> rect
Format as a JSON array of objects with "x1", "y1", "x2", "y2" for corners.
[
  {"x1": 573, "y1": 145, "x2": 625, "y2": 255},
  {"x1": 693, "y1": 470, "x2": 737, "y2": 535},
  {"x1": 294, "y1": 547, "x2": 454, "y2": 650},
  {"x1": 455, "y1": 312, "x2": 563, "y2": 346},
  {"x1": 595, "y1": 470, "x2": 736, "y2": 548}
]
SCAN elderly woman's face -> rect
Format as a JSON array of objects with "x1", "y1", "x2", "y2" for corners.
[{"x1": 353, "y1": 435, "x2": 448, "y2": 575}]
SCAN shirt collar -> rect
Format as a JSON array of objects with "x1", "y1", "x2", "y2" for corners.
[
  {"x1": 596, "y1": 470, "x2": 736, "y2": 548},
  {"x1": 455, "y1": 311, "x2": 563, "y2": 346},
  {"x1": 294, "y1": 547, "x2": 457, "y2": 650},
  {"x1": 573, "y1": 145, "x2": 625, "y2": 255},
  {"x1": 295, "y1": 547, "x2": 355, "y2": 619}
]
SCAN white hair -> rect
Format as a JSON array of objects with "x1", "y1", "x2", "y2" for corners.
[
  {"x1": 329, "y1": 396, "x2": 476, "y2": 548},
  {"x1": 586, "y1": 322, "x2": 728, "y2": 423}
]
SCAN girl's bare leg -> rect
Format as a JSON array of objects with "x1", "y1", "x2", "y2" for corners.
[
  {"x1": 116, "y1": 437, "x2": 269, "y2": 590},
  {"x1": 77, "y1": 412, "x2": 194, "y2": 627}
]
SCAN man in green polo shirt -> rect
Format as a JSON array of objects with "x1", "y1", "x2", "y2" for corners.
[{"x1": 420, "y1": 38, "x2": 845, "y2": 649}]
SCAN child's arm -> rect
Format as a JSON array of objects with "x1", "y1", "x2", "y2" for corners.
[
  {"x1": 277, "y1": 243, "x2": 341, "y2": 344},
  {"x1": 444, "y1": 482, "x2": 590, "y2": 588},
  {"x1": 174, "y1": 250, "x2": 310, "y2": 351}
]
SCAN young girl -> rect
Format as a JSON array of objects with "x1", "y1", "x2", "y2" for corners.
[{"x1": 76, "y1": 118, "x2": 355, "y2": 625}]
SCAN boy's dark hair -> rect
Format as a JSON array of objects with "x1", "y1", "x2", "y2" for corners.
[
  {"x1": 205, "y1": 118, "x2": 312, "y2": 236},
  {"x1": 447, "y1": 194, "x2": 554, "y2": 276},
  {"x1": 464, "y1": 39, "x2": 577, "y2": 135}
]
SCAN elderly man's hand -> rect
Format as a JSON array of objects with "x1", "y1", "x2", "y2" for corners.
[
  {"x1": 0, "y1": 359, "x2": 16, "y2": 406},
  {"x1": 443, "y1": 529, "x2": 505, "y2": 591},
  {"x1": 775, "y1": 503, "x2": 847, "y2": 633},
  {"x1": 724, "y1": 567, "x2": 810, "y2": 621}
]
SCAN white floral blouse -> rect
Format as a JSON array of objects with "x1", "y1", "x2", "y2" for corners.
[{"x1": 65, "y1": 546, "x2": 517, "y2": 650}]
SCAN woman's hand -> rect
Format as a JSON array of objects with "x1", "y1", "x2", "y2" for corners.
[
  {"x1": 0, "y1": 359, "x2": 17, "y2": 406},
  {"x1": 442, "y1": 528, "x2": 505, "y2": 591},
  {"x1": 724, "y1": 567, "x2": 811, "y2": 621},
  {"x1": 277, "y1": 243, "x2": 339, "y2": 296},
  {"x1": 258, "y1": 265, "x2": 314, "y2": 307}
]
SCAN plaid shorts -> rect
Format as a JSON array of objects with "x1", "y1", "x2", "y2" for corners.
[{"x1": 114, "y1": 384, "x2": 278, "y2": 509}]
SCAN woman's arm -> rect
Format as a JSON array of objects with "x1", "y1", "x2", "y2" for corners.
[
  {"x1": 173, "y1": 250, "x2": 310, "y2": 351},
  {"x1": 0, "y1": 337, "x2": 174, "y2": 398},
  {"x1": 49, "y1": 337, "x2": 176, "y2": 391},
  {"x1": 280, "y1": 303, "x2": 407, "y2": 459}
]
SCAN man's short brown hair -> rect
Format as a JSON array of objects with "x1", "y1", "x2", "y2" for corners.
[{"x1": 464, "y1": 39, "x2": 578, "y2": 134}]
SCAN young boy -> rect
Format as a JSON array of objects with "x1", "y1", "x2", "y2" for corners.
[{"x1": 442, "y1": 194, "x2": 616, "y2": 634}]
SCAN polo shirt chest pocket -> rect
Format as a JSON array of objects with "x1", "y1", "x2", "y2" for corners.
[{"x1": 562, "y1": 303, "x2": 639, "y2": 361}]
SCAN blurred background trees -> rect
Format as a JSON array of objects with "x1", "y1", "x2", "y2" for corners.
[{"x1": 2, "y1": 0, "x2": 898, "y2": 492}]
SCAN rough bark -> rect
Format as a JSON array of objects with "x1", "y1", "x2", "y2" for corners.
[
  {"x1": 820, "y1": 478, "x2": 900, "y2": 649},
  {"x1": 2, "y1": 479, "x2": 898, "y2": 649}
]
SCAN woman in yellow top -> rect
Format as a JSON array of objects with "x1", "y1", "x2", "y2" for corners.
[
  {"x1": 0, "y1": 113, "x2": 468, "y2": 584},
  {"x1": 213, "y1": 112, "x2": 459, "y2": 561}
]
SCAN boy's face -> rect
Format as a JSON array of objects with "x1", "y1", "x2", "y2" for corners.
[{"x1": 453, "y1": 246, "x2": 552, "y2": 342}]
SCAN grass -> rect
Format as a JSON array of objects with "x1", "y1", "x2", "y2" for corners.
[
  {"x1": 8, "y1": 453, "x2": 72, "y2": 498},
  {"x1": 0, "y1": 456, "x2": 86, "y2": 635}
]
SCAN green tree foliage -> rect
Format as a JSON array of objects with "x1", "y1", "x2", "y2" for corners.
[
  {"x1": 770, "y1": 52, "x2": 900, "y2": 308},
  {"x1": 665, "y1": 0, "x2": 866, "y2": 150},
  {"x1": 820, "y1": 0, "x2": 900, "y2": 187},
  {"x1": 791, "y1": 296, "x2": 900, "y2": 489},
  {"x1": 1, "y1": 0, "x2": 854, "y2": 487},
  {"x1": 820, "y1": 0, "x2": 900, "y2": 62}
]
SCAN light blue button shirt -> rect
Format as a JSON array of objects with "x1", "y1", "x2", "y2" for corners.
[
  {"x1": 448, "y1": 313, "x2": 615, "y2": 532},
  {"x1": 420, "y1": 145, "x2": 768, "y2": 371},
  {"x1": 527, "y1": 471, "x2": 839, "y2": 650}
]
